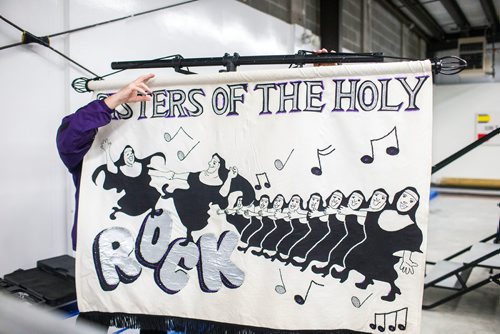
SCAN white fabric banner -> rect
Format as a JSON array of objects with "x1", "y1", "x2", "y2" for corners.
[{"x1": 78, "y1": 61, "x2": 433, "y2": 333}]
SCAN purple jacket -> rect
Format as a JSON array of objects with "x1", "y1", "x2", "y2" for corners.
[{"x1": 56, "y1": 99, "x2": 114, "y2": 250}]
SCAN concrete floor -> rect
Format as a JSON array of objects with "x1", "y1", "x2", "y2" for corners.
[{"x1": 421, "y1": 193, "x2": 500, "y2": 334}]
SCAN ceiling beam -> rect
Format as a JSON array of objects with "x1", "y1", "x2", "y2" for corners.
[
  {"x1": 479, "y1": 0, "x2": 499, "y2": 30},
  {"x1": 427, "y1": 27, "x2": 500, "y2": 52},
  {"x1": 398, "y1": 0, "x2": 445, "y2": 40},
  {"x1": 374, "y1": 0, "x2": 430, "y2": 42},
  {"x1": 320, "y1": 0, "x2": 341, "y2": 52},
  {"x1": 439, "y1": 0, "x2": 470, "y2": 31}
]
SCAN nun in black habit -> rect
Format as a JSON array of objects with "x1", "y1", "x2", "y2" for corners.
[
  {"x1": 343, "y1": 187, "x2": 422, "y2": 301},
  {"x1": 311, "y1": 190, "x2": 368, "y2": 277},
  {"x1": 154, "y1": 153, "x2": 255, "y2": 244},
  {"x1": 293, "y1": 190, "x2": 347, "y2": 271},
  {"x1": 92, "y1": 143, "x2": 165, "y2": 220}
]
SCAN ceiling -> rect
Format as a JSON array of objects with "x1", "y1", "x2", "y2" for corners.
[{"x1": 382, "y1": 0, "x2": 500, "y2": 53}]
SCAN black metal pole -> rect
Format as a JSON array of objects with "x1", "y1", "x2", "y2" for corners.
[
  {"x1": 111, "y1": 52, "x2": 384, "y2": 70},
  {"x1": 432, "y1": 127, "x2": 500, "y2": 174}
]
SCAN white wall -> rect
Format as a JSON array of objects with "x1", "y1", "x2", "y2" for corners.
[
  {"x1": 0, "y1": 0, "x2": 69, "y2": 276},
  {"x1": 0, "y1": 0, "x2": 318, "y2": 276},
  {"x1": 432, "y1": 82, "x2": 500, "y2": 182},
  {"x1": 431, "y1": 46, "x2": 500, "y2": 182}
]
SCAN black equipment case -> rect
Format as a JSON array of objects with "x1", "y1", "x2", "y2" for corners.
[{"x1": 1, "y1": 255, "x2": 76, "y2": 308}]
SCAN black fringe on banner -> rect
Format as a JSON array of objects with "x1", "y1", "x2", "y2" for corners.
[{"x1": 79, "y1": 312, "x2": 370, "y2": 333}]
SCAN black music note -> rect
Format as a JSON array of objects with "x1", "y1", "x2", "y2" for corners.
[
  {"x1": 294, "y1": 280, "x2": 324, "y2": 305},
  {"x1": 164, "y1": 126, "x2": 193, "y2": 142},
  {"x1": 274, "y1": 149, "x2": 295, "y2": 171},
  {"x1": 351, "y1": 293, "x2": 373, "y2": 308},
  {"x1": 370, "y1": 312, "x2": 386, "y2": 332},
  {"x1": 392, "y1": 307, "x2": 408, "y2": 331},
  {"x1": 177, "y1": 141, "x2": 200, "y2": 161},
  {"x1": 311, "y1": 145, "x2": 335, "y2": 176},
  {"x1": 274, "y1": 269, "x2": 286, "y2": 294},
  {"x1": 254, "y1": 173, "x2": 271, "y2": 190},
  {"x1": 370, "y1": 307, "x2": 408, "y2": 332},
  {"x1": 361, "y1": 126, "x2": 400, "y2": 164}
]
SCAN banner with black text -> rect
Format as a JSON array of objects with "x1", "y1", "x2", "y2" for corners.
[{"x1": 78, "y1": 61, "x2": 432, "y2": 333}]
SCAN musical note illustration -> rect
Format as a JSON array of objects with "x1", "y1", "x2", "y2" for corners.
[
  {"x1": 369, "y1": 307, "x2": 408, "y2": 332},
  {"x1": 274, "y1": 149, "x2": 295, "y2": 171},
  {"x1": 164, "y1": 127, "x2": 200, "y2": 161},
  {"x1": 164, "y1": 126, "x2": 193, "y2": 142},
  {"x1": 294, "y1": 280, "x2": 324, "y2": 305},
  {"x1": 274, "y1": 269, "x2": 286, "y2": 294},
  {"x1": 391, "y1": 307, "x2": 408, "y2": 331},
  {"x1": 370, "y1": 313, "x2": 386, "y2": 332},
  {"x1": 177, "y1": 141, "x2": 200, "y2": 161},
  {"x1": 361, "y1": 126, "x2": 400, "y2": 164},
  {"x1": 254, "y1": 172, "x2": 271, "y2": 190},
  {"x1": 311, "y1": 145, "x2": 335, "y2": 176},
  {"x1": 351, "y1": 293, "x2": 373, "y2": 308}
]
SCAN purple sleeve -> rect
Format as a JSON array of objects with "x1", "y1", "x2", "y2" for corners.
[{"x1": 56, "y1": 99, "x2": 114, "y2": 173}]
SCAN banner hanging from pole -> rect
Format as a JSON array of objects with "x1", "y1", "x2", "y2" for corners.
[{"x1": 78, "y1": 61, "x2": 433, "y2": 333}]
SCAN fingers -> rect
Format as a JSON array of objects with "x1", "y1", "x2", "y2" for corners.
[
  {"x1": 315, "y1": 48, "x2": 328, "y2": 54},
  {"x1": 129, "y1": 82, "x2": 148, "y2": 96},
  {"x1": 130, "y1": 73, "x2": 154, "y2": 93},
  {"x1": 314, "y1": 48, "x2": 336, "y2": 53},
  {"x1": 127, "y1": 82, "x2": 152, "y2": 103},
  {"x1": 120, "y1": 74, "x2": 155, "y2": 103},
  {"x1": 128, "y1": 95, "x2": 151, "y2": 103},
  {"x1": 314, "y1": 48, "x2": 337, "y2": 67},
  {"x1": 138, "y1": 82, "x2": 152, "y2": 94},
  {"x1": 136, "y1": 88, "x2": 148, "y2": 96},
  {"x1": 399, "y1": 262, "x2": 415, "y2": 275},
  {"x1": 101, "y1": 139, "x2": 111, "y2": 149},
  {"x1": 135, "y1": 73, "x2": 155, "y2": 84}
]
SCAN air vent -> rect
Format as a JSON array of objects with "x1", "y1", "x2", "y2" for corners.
[{"x1": 458, "y1": 37, "x2": 486, "y2": 74}]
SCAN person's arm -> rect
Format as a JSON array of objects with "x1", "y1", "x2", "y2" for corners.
[
  {"x1": 246, "y1": 210, "x2": 259, "y2": 217},
  {"x1": 243, "y1": 206, "x2": 256, "y2": 218},
  {"x1": 220, "y1": 166, "x2": 238, "y2": 197},
  {"x1": 260, "y1": 210, "x2": 275, "y2": 217},
  {"x1": 217, "y1": 208, "x2": 236, "y2": 215},
  {"x1": 56, "y1": 74, "x2": 155, "y2": 172},
  {"x1": 289, "y1": 209, "x2": 308, "y2": 220},
  {"x1": 338, "y1": 206, "x2": 367, "y2": 217},
  {"x1": 102, "y1": 73, "x2": 155, "y2": 110},
  {"x1": 308, "y1": 210, "x2": 324, "y2": 219},
  {"x1": 273, "y1": 211, "x2": 287, "y2": 220},
  {"x1": 101, "y1": 139, "x2": 117, "y2": 174},
  {"x1": 149, "y1": 169, "x2": 175, "y2": 179},
  {"x1": 56, "y1": 100, "x2": 114, "y2": 172},
  {"x1": 172, "y1": 171, "x2": 190, "y2": 181}
]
